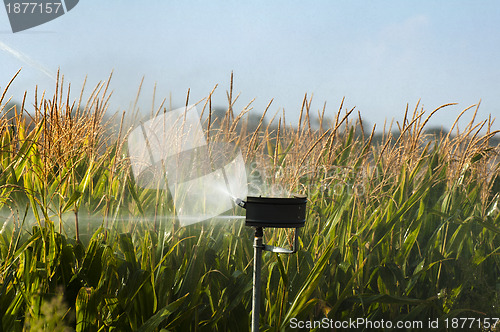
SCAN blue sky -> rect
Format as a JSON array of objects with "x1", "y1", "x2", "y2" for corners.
[{"x1": 1, "y1": 1, "x2": 499, "y2": 131}]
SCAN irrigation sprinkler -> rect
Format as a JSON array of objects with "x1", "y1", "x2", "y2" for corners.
[
  {"x1": 128, "y1": 105, "x2": 305, "y2": 330},
  {"x1": 236, "y1": 195, "x2": 307, "y2": 332}
]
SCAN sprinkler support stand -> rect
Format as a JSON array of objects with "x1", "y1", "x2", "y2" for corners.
[
  {"x1": 251, "y1": 226, "x2": 300, "y2": 332},
  {"x1": 252, "y1": 227, "x2": 264, "y2": 332}
]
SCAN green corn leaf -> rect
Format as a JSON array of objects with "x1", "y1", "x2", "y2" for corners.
[
  {"x1": 75, "y1": 287, "x2": 97, "y2": 332},
  {"x1": 277, "y1": 140, "x2": 294, "y2": 167},
  {"x1": 127, "y1": 175, "x2": 145, "y2": 217},
  {"x1": 136, "y1": 294, "x2": 188, "y2": 332},
  {"x1": 61, "y1": 190, "x2": 83, "y2": 214},
  {"x1": 282, "y1": 240, "x2": 336, "y2": 326},
  {"x1": 119, "y1": 233, "x2": 138, "y2": 269}
]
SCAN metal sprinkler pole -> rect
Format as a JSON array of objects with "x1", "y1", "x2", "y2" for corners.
[{"x1": 252, "y1": 227, "x2": 264, "y2": 332}]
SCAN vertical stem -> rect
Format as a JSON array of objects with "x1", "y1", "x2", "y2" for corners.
[
  {"x1": 74, "y1": 209, "x2": 80, "y2": 242},
  {"x1": 104, "y1": 199, "x2": 109, "y2": 241},
  {"x1": 252, "y1": 227, "x2": 263, "y2": 332},
  {"x1": 293, "y1": 228, "x2": 300, "y2": 253},
  {"x1": 58, "y1": 208, "x2": 62, "y2": 233}
]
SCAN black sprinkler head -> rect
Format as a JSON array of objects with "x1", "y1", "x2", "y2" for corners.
[{"x1": 239, "y1": 195, "x2": 307, "y2": 228}]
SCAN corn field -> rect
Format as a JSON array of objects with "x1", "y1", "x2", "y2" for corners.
[{"x1": 1, "y1": 70, "x2": 500, "y2": 331}]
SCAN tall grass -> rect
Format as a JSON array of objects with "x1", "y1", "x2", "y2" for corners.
[{"x1": 1, "y1": 70, "x2": 500, "y2": 331}]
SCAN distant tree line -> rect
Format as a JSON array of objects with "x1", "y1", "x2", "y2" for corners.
[{"x1": 3, "y1": 101, "x2": 499, "y2": 147}]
